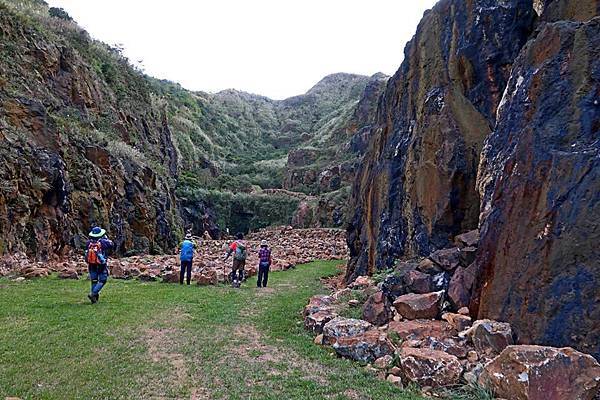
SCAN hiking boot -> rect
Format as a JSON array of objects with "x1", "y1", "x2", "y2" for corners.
[{"x1": 88, "y1": 293, "x2": 97, "y2": 304}]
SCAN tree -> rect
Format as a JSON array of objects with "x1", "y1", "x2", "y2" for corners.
[{"x1": 48, "y1": 7, "x2": 73, "y2": 21}]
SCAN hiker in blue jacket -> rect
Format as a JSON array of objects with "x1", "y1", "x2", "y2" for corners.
[
  {"x1": 85, "y1": 226, "x2": 114, "y2": 304},
  {"x1": 179, "y1": 233, "x2": 195, "y2": 285}
]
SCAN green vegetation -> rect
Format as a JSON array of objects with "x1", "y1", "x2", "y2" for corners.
[{"x1": 0, "y1": 261, "x2": 426, "y2": 400}]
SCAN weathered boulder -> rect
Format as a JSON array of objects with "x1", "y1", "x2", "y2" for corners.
[
  {"x1": 393, "y1": 291, "x2": 444, "y2": 320},
  {"x1": 58, "y1": 269, "x2": 78, "y2": 280},
  {"x1": 332, "y1": 330, "x2": 395, "y2": 363},
  {"x1": 348, "y1": 276, "x2": 374, "y2": 290},
  {"x1": 399, "y1": 347, "x2": 463, "y2": 388},
  {"x1": 404, "y1": 270, "x2": 432, "y2": 294},
  {"x1": 196, "y1": 270, "x2": 218, "y2": 286},
  {"x1": 420, "y1": 336, "x2": 470, "y2": 359},
  {"x1": 472, "y1": 18, "x2": 600, "y2": 359},
  {"x1": 303, "y1": 295, "x2": 335, "y2": 317},
  {"x1": 417, "y1": 258, "x2": 442, "y2": 275},
  {"x1": 20, "y1": 267, "x2": 49, "y2": 279},
  {"x1": 429, "y1": 248, "x2": 461, "y2": 272},
  {"x1": 448, "y1": 263, "x2": 477, "y2": 310},
  {"x1": 362, "y1": 291, "x2": 392, "y2": 326},
  {"x1": 479, "y1": 345, "x2": 600, "y2": 400},
  {"x1": 454, "y1": 230, "x2": 479, "y2": 248},
  {"x1": 441, "y1": 312, "x2": 472, "y2": 332},
  {"x1": 373, "y1": 354, "x2": 394, "y2": 369},
  {"x1": 161, "y1": 271, "x2": 180, "y2": 283},
  {"x1": 345, "y1": 0, "x2": 536, "y2": 281},
  {"x1": 322, "y1": 317, "x2": 372, "y2": 345},
  {"x1": 464, "y1": 319, "x2": 514, "y2": 356},
  {"x1": 305, "y1": 308, "x2": 338, "y2": 334},
  {"x1": 388, "y1": 320, "x2": 457, "y2": 342}
]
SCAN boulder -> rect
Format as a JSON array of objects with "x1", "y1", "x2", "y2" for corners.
[
  {"x1": 404, "y1": 270, "x2": 432, "y2": 294},
  {"x1": 388, "y1": 320, "x2": 457, "y2": 342},
  {"x1": 196, "y1": 270, "x2": 218, "y2": 286},
  {"x1": 458, "y1": 246, "x2": 477, "y2": 267},
  {"x1": 479, "y1": 345, "x2": 600, "y2": 400},
  {"x1": 393, "y1": 291, "x2": 444, "y2": 320},
  {"x1": 304, "y1": 307, "x2": 338, "y2": 334},
  {"x1": 441, "y1": 312, "x2": 472, "y2": 332},
  {"x1": 322, "y1": 317, "x2": 372, "y2": 345},
  {"x1": 429, "y1": 248, "x2": 461, "y2": 272},
  {"x1": 332, "y1": 330, "x2": 394, "y2": 363},
  {"x1": 399, "y1": 347, "x2": 463, "y2": 388},
  {"x1": 110, "y1": 263, "x2": 127, "y2": 279},
  {"x1": 417, "y1": 258, "x2": 442, "y2": 275},
  {"x1": 373, "y1": 354, "x2": 394, "y2": 369},
  {"x1": 465, "y1": 319, "x2": 514, "y2": 356},
  {"x1": 58, "y1": 269, "x2": 78, "y2": 280},
  {"x1": 348, "y1": 276, "x2": 373, "y2": 290},
  {"x1": 448, "y1": 264, "x2": 477, "y2": 310},
  {"x1": 454, "y1": 230, "x2": 479, "y2": 248},
  {"x1": 20, "y1": 267, "x2": 49, "y2": 279},
  {"x1": 161, "y1": 271, "x2": 180, "y2": 283},
  {"x1": 421, "y1": 336, "x2": 470, "y2": 359},
  {"x1": 362, "y1": 291, "x2": 392, "y2": 326},
  {"x1": 138, "y1": 273, "x2": 157, "y2": 282},
  {"x1": 303, "y1": 295, "x2": 335, "y2": 317},
  {"x1": 386, "y1": 374, "x2": 403, "y2": 387}
]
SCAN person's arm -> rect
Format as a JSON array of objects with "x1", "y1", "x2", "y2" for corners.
[{"x1": 223, "y1": 242, "x2": 235, "y2": 260}]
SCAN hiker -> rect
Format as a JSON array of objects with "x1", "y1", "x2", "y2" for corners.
[
  {"x1": 85, "y1": 226, "x2": 114, "y2": 304},
  {"x1": 257, "y1": 240, "x2": 272, "y2": 288},
  {"x1": 223, "y1": 233, "x2": 247, "y2": 287},
  {"x1": 179, "y1": 233, "x2": 195, "y2": 285}
]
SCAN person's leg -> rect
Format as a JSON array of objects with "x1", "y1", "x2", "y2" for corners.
[
  {"x1": 257, "y1": 265, "x2": 263, "y2": 287},
  {"x1": 186, "y1": 260, "x2": 192, "y2": 285},
  {"x1": 92, "y1": 266, "x2": 108, "y2": 297},
  {"x1": 88, "y1": 265, "x2": 98, "y2": 303},
  {"x1": 239, "y1": 261, "x2": 246, "y2": 282},
  {"x1": 263, "y1": 266, "x2": 269, "y2": 287},
  {"x1": 180, "y1": 261, "x2": 185, "y2": 285}
]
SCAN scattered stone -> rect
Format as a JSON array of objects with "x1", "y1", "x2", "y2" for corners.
[
  {"x1": 362, "y1": 291, "x2": 392, "y2": 326},
  {"x1": 314, "y1": 334, "x2": 324, "y2": 345},
  {"x1": 441, "y1": 312, "x2": 472, "y2": 332},
  {"x1": 393, "y1": 291, "x2": 444, "y2": 320},
  {"x1": 58, "y1": 269, "x2": 78, "y2": 280},
  {"x1": 479, "y1": 345, "x2": 600, "y2": 400},
  {"x1": 386, "y1": 374, "x2": 403, "y2": 387},
  {"x1": 348, "y1": 276, "x2": 374, "y2": 290},
  {"x1": 389, "y1": 366, "x2": 402, "y2": 376},
  {"x1": 457, "y1": 307, "x2": 470, "y2": 316},
  {"x1": 304, "y1": 308, "x2": 338, "y2": 334},
  {"x1": 348, "y1": 299, "x2": 360, "y2": 307},
  {"x1": 399, "y1": 347, "x2": 463, "y2": 388},
  {"x1": 374, "y1": 354, "x2": 394, "y2": 369}
]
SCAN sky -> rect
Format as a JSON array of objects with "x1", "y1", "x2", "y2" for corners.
[{"x1": 46, "y1": 0, "x2": 438, "y2": 100}]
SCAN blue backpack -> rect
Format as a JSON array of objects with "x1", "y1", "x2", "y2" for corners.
[{"x1": 180, "y1": 240, "x2": 194, "y2": 261}]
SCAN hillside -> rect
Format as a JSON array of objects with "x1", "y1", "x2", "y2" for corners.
[{"x1": 0, "y1": 0, "x2": 384, "y2": 258}]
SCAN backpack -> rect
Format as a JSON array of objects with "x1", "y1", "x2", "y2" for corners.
[
  {"x1": 86, "y1": 240, "x2": 106, "y2": 265},
  {"x1": 180, "y1": 240, "x2": 194, "y2": 262},
  {"x1": 233, "y1": 241, "x2": 247, "y2": 261}
]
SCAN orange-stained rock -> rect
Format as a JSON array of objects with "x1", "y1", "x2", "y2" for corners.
[
  {"x1": 333, "y1": 330, "x2": 394, "y2": 363},
  {"x1": 387, "y1": 320, "x2": 457, "y2": 342},
  {"x1": 479, "y1": 345, "x2": 600, "y2": 400},
  {"x1": 362, "y1": 291, "x2": 392, "y2": 326}
]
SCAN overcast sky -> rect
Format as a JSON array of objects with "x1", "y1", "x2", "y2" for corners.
[{"x1": 46, "y1": 0, "x2": 438, "y2": 99}]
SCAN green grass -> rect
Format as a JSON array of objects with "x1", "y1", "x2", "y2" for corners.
[{"x1": 0, "y1": 261, "x2": 424, "y2": 400}]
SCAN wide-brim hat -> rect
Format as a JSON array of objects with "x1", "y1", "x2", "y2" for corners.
[
  {"x1": 185, "y1": 234, "x2": 193, "y2": 240},
  {"x1": 260, "y1": 240, "x2": 268, "y2": 247},
  {"x1": 89, "y1": 226, "x2": 106, "y2": 238}
]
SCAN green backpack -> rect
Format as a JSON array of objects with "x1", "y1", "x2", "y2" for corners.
[{"x1": 234, "y1": 241, "x2": 247, "y2": 261}]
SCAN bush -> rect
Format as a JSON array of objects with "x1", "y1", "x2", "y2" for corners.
[{"x1": 48, "y1": 7, "x2": 72, "y2": 21}]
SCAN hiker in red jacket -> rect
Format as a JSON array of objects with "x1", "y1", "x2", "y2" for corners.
[
  {"x1": 85, "y1": 226, "x2": 114, "y2": 304},
  {"x1": 223, "y1": 233, "x2": 247, "y2": 287}
]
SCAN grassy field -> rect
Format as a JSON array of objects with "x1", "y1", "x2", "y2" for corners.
[{"x1": 0, "y1": 261, "x2": 426, "y2": 400}]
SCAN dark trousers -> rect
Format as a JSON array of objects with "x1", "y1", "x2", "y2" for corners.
[
  {"x1": 180, "y1": 260, "x2": 192, "y2": 285},
  {"x1": 89, "y1": 264, "x2": 108, "y2": 295},
  {"x1": 257, "y1": 262, "x2": 270, "y2": 287},
  {"x1": 230, "y1": 259, "x2": 245, "y2": 282}
]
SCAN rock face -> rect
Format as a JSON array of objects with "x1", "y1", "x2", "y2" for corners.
[
  {"x1": 346, "y1": 0, "x2": 536, "y2": 281},
  {"x1": 472, "y1": 17, "x2": 600, "y2": 358},
  {"x1": 479, "y1": 345, "x2": 600, "y2": 400}
]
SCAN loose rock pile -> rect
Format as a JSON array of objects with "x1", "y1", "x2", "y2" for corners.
[
  {"x1": 0, "y1": 227, "x2": 348, "y2": 285},
  {"x1": 304, "y1": 229, "x2": 600, "y2": 398}
]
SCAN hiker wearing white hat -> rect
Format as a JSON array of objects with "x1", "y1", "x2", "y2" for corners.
[{"x1": 257, "y1": 240, "x2": 272, "y2": 288}]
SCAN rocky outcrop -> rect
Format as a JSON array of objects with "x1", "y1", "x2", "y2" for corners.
[
  {"x1": 346, "y1": 0, "x2": 536, "y2": 281},
  {"x1": 472, "y1": 17, "x2": 600, "y2": 358}
]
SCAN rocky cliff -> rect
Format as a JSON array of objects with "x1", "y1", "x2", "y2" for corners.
[
  {"x1": 346, "y1": 0, "x2": 536, "y2": 280},
  {"x1": 472, "y1": 14, "x2": 600, "y2": 358}
]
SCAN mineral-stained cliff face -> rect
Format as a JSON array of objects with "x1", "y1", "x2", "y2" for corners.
[
  {"x1": 346, "y1": 0, "x2": 536, "y2": 281},
  {"x1": 0, "y1": 3, "x2": 182, "y2": 258},
  {"x1": 472, "y1": 17, "x2": 600, "y2": 358}
]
